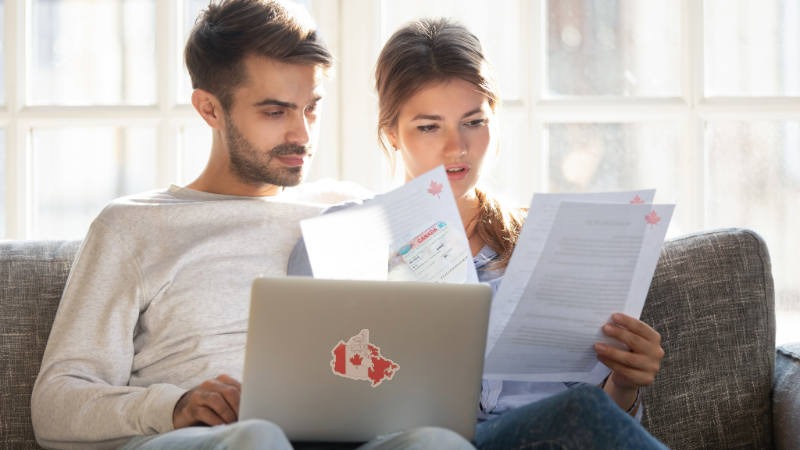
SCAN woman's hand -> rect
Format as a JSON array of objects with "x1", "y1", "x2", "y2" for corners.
[{"x1": 594, "y1": 313, "x2": 664, "y2": 410}]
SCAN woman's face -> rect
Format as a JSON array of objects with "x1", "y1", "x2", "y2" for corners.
[{"x1": 387, "y1": 79, "x2": 495, "y2": 199}]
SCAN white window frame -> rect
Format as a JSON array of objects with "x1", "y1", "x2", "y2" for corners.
[{"x1": 4, "y1": 0, "x2": 800, "y2": 240}]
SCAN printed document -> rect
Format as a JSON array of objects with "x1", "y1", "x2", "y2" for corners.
[
  {"x1": 486, "y1": 190, "x2": 655, "y2": 355},
  {"x1": 484, "y1": 200, "x2": 674, "y2": 382},
  {"x1": 301, "y1": 166, "x2": 478, "y2": 283}
]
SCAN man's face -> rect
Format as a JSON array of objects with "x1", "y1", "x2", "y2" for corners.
[{"x1": 223, "y1": 56, "x2": 325, "y2": 187}]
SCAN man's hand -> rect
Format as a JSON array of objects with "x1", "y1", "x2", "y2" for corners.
[
  {"x1": 594, "y1": 313, "x2": 664, "y2": 410},
  {"x1": 173, "y1": 374, "x2": 241, "y2": 429}
]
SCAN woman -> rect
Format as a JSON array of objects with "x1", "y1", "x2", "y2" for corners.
[{"x1": 290, "y1": 18, "x2": 667, "y2": 450}]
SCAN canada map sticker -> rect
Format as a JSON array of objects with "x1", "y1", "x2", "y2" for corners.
[{"x1": 330, "y1": 329, "x2": 399, "y2": 387}]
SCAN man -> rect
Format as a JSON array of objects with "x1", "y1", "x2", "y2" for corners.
[{"x1": 31, "y1": 1, "x2": 472, "y2": 449}]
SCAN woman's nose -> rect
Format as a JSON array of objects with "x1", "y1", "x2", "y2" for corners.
[{"x1": 442, "y1": 128, "x2": 466, "y2": 158}]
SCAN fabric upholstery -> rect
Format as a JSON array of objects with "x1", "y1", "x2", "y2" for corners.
[
  {"x1": 640, "y1": 228, "x2": 776, "y2": 450},
  {"x1": 1, "y1": 240, "x2": 82, "y2": 450},
  {"x1": 0, "y1": 228, "x2": 783, "y2": 450},
  {"x1": 773, "y1": 343, "x2": 800, "y2": 450}
]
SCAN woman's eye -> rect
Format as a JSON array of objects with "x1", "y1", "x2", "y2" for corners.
[
  {"x1": 417, "y1": 124, "x2": 438, "y2": 133},
  {"x1": 465, "y1": 119, "x2": 486, "y2": 128}
]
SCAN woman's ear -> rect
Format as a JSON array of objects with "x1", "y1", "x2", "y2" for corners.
[
  {"x1": 192, "y1": 89, "x2": 225, "y2": 131},
  {"x1": 384, "y1": 127, "x2": 400, "y2": 150}
]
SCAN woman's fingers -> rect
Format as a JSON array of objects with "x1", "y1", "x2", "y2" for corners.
[
  {"x1": 602, "y1": 323, "x2": 663, "y2": 359},
  {"x1": 596, "y1": 354, "x2": 656, "y2": 387},
  {"x1": 611, "y1": 313, "x2": 661, "y2": 345},
  {"x1": 594, "y1": 342, "x2": 653, "y2": 371}
]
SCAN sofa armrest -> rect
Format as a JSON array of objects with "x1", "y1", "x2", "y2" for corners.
[{"x1": 774, "y1": 342, "x2": 800, "y2": 450}]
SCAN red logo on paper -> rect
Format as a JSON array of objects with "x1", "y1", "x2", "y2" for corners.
[
  {"x1": 427, "y1": 181, "x2": 443, "y2": 199},
  {"x1": 331, "y1": 329, "x2": 399, "y2": 387},
  {"x1": 645, "y1": 210, "x2": 661, "y2": 229},
  {"x1": 630, "y1": 195, "x2": 645, "y2": 204}
]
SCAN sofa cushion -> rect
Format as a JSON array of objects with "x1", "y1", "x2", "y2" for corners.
[
  {"x1": 640, "y1": 228, "x2": 775, "y2": 450},
  {"x1": 773, "y1": 343, "x2": 800, "y2": 450},
  {"x1": 1, "y1": 240, "x2": 82, "y2": 450}
]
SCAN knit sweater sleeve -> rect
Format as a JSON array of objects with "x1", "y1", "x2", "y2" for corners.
[{"x1": 31, "y1": 221, "x2": 186, "y2": 450}]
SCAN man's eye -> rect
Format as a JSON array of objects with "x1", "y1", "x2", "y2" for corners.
[
  {"x1": 417, "y1": 124, "x2": 438, "y2": 133},
  {"x1": 265, "y1": 110, "x2": 284, "y2": 117},
  {"x1": 306, "y1": 104, "x2": 318, "y2": 113}
]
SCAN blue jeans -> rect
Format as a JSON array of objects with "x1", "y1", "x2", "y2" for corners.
[
  {"x1": 473, "y1": 386, "x2": 667, "y2": 450},
  {"x1": 119, "y1": 386, "x2": 666, "y2": 450},
  {"x1": 118, "y1": 422, "x2": 472, "y2": 450}
]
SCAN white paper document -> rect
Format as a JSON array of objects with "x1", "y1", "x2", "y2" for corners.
[
  {"x1": 483, "y1": 200, "x2": 674, "y2": 382},
  {"x1": 301, "y1": 166, "x2": 478, "y2": 283},
  {"x1": 485, "y1": 190, "x2": 656, "y2": 355}
]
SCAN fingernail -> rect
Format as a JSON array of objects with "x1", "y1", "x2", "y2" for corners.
[
  {"x1": 604, "y1": 324, "x2": 614, "y2": 334},
  {"x1": 595, "y1": 343, "x2": 607, "y2": 353},
  {"x1": 613, "y1": 313, "x2": 622, "y2": 322}
]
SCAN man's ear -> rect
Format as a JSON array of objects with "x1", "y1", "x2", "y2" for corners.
[{"x1": 192, "y1": 89, "x2": 225, "y2": 131}]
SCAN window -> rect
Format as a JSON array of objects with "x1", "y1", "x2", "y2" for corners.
[{"x1": 1, "y1": 0, "x2": 798, "y2": 343}]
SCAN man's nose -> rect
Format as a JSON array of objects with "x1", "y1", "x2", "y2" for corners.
[
  {"x1": 286, "y1": 111, "x2": 311, "y2": 146},
  {"x1": 442, "y1": 127, "x2": 466, "y2": 158}
]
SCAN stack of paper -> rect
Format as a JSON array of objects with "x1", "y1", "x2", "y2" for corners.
[{"x1": 300, "y1": 166, "x2": 674, "y2": 383}]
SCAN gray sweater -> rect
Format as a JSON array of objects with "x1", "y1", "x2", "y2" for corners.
[{"x1": 31, "y1": 182, "x2": 368, "y2": 450}]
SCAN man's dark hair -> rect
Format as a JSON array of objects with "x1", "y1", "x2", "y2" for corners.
[{"x1": 185, "y1": 0, "x2": 333, "y2": 110}]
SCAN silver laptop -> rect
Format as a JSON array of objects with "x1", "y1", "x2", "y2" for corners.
[{"x1": 240, "y1": 277, "x2": 492, "y2": 442}]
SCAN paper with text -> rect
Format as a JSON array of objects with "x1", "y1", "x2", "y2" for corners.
[
  {"x1": 301, "y1": 166, "x2": 478, "y2": 283},
  {"x1": 486, "y1": 190, "x2": 656, "y2": 355},
  {"x1": 483, "y1": 201, "x2": 674, "y2": 382}
]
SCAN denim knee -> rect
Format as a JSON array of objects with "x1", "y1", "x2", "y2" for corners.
[{"x1": 221, "y1": 419, "x2": 292, "y2": 450}]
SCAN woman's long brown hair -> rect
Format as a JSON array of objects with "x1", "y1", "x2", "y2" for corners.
[{"x1": 375, "y1": 17, "x2": 526, "y2": 270}]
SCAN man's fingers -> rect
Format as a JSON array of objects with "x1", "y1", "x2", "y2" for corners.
[
  {"x1": 196, "y1": 391, "x2": 238, "y2": 424},
  {"x1": 190, "y1": 405, "x2": 226, "y2": 427},
  {"x1": 216, "y1": 374, "x2": 242, "y2": 392},
  {"x1": 611, "y1": 314, "x2": 661, "y2": 344},
  {"x1": 200, "y1": 379, "x2": 241, "y2": 417},
  {"x1": 594, "y1": 343, "x2": 657, "y2": 373}
]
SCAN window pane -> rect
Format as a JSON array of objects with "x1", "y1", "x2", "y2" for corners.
[
  {"x1": 0, "y1": 130, "x2": 5, "y2": 238},
  {"x1": 181, "y1": 125, "x2": 212, "y2": 183},
  {"x1": 0, "y1": 1, "x2": 6, "y2": 105},
  {"x1": 382, "y1": 0, "x2": 521, "y2": 101},
  {"x1": 705, "y1": 0, "x2": 800, "y2": 97},
  {"x1": 546, "y1": 0, "x2": 681, "y2": 97},
  {"x1": 706, "y1": 121, "x2": 800, "y2": 345},
  {"x1": 31, "y1": 0, "x2": 156, "y2": 106},
  {"x1": 32, "y1": 127, "x2": 157, "y2": 239},
  {"x1": 546, "y1": 123, "x2": 683, "y2": 236}
]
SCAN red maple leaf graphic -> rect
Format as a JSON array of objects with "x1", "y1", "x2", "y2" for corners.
[
  {"x1": 350, "y1": 354, "x2": 363, "y2": 367},
  {"x1": 427, "y1": 181, "x2": 443, "y2": 199},
  {"x1": 630, "y1": 195, "x2": 645, "y2": 204},
  {"x1": 645, "y1": 210, "x2": 661, "y2": 229}
]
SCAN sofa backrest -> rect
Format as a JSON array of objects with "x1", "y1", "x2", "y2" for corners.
[
  {"x1": 1, "y1": 240, "x2": 81, "y2": 450},
  {"x1": 0, "y1": 228, "x2": 777, "y2": 449},
  {"x1": 640, "y1": 228, "x2": 775, "y2": 449}
]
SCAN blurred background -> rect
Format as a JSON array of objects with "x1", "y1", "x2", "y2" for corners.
[{"x1": 0, "y1": 0, "x2": 798, "y2": 344}]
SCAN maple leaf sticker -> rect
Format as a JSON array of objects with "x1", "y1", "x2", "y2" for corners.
[
  {"x1": 630, "y1": 195, "x2": 645, "y2": 204},
  {"x1": 350, "y1": 354, "x2": 363, "y2": 367},
  {"x1": 427, "y1": 181, "x2": 443, "y2": 199},
  {"x1": 645, "y1": 210, "x2": 661, "y2": 229}
]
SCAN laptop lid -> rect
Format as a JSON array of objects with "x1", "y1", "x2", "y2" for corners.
[{"x1": 240, "y1": 277, "x2": 492, "y2": 442}]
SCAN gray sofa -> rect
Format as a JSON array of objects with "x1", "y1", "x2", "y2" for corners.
[{"x1": 1, "y1": 228, "x2": 798, "y2": 450}]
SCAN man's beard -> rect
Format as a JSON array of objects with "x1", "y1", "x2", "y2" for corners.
[{"x1": 225, "y1": 117, "x2": 313, "y2": 188}]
